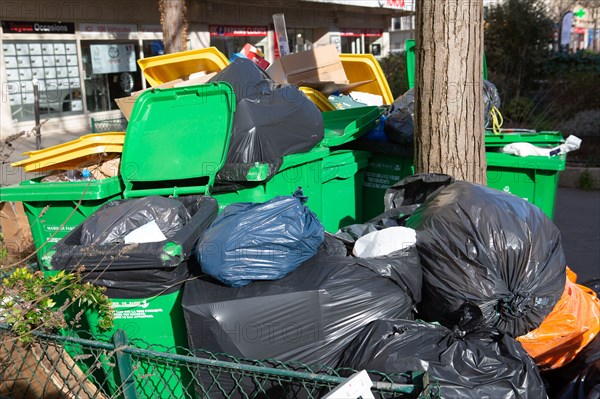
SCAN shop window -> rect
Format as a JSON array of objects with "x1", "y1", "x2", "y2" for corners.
[
  {"x1": 3, "y1": 40, "x2": 83, "y2": 123},
  {"x1": 341, "y1": 36, "x2": 363, "y2": 54},
  {"x1": 287, "y1": 28, "x2": 313, "y2": 53},
  {"x1": 143, "y1": 40, "x2": 164, "y2": 57},
  {"x1": 81, "y1": 41, "x2": 142, "y2": 113}
]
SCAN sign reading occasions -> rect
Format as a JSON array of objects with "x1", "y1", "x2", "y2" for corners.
[
  {"x1": 209, "y1": 25, "x2": 267, "y2": 37},
  {"x1": 1, "y1": 20, "x2": 75, "y2": 34}
]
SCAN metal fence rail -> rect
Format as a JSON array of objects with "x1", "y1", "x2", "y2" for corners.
[
  {"x1": 91, "y1": 117, "x2": 128, "y2": 133},
  {"x1": 0, "y1": 324, "x2": 436, "y2": 399}
]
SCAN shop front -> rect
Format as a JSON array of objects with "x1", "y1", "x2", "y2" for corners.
[
  {"x1": 1, "y1": 20, "x2": 165, "y2": 134},
  {"x1": 209, "y1": 25, "x2": 268, "y2": 59},
  {"x1": 340, "y1": 28, "x2": 384, "y2": 56}
]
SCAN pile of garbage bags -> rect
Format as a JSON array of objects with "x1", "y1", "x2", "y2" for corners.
[
  {"x1": 210, "y1": 58, "x2": 324, "y2": 182},
  {"x1": 48, "y1": 172, "x2": 600, "y2": 398}
]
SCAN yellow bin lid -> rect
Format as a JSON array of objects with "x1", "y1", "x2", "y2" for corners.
[
  {"x1": 11, "y1": 132, "x2": 125, "y2": 173},
  {"x1": 300, "y1": 87, "x2": 336, "y2": 112},
  {"x1": 340, "y1": 53, "x2": 394, "y2": 105},
  {"x1": 138, "y1": 47, "x2": 230, "y2": 87}
]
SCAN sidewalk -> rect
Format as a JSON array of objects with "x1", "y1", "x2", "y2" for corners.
[
  {"x1": 1, "y1": 130, "x2": 88, "y2": 187},
  {"x1": 553, "y1": 187, "x2": 600, "y2": 283}
]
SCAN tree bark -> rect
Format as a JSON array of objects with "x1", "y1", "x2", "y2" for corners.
[
  {"x1": 160, "y1": 0, "x2": 188, "y2": 54},
  {"x1": 414, "y1": 0, "x2": 487, "y2": 184}
]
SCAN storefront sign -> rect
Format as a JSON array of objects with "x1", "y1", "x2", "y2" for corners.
[
  {"x1": 209, "y1": 25, "x2": 267, "y2": 37},
  {"x1": 140, "y1": 24, "x2": 163, "y2": 33},
  {"x1": 341, "y1": 28, "x2": 384, "y2": 37},
  {"x1": 1, "y1": 20, "x2": 74, "y2": 34},
  {"x1": 80, "y1": 23, "x2": 137, "y2": 34},
  {"x1": 90, "y1": 44, "x2": 136, "y2": 74},
  {"x1": 303, "y1": 0, "x2": 410, "y2": 10}
]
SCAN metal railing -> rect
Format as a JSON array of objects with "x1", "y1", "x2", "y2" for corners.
[
  {"x1": 0, "y1": 323, "x2": 437, "y2": 399},
  {"x1": 91, "y1": 117, "x2": 128, "y2": 134}
]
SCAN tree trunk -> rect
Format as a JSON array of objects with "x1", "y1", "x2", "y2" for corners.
[
  {"x1": 160, "y1": 0, "x2": 188, "y2": 54},
  {"x1": 414, "y1": 0, "x2": 487, "y2": 184}
]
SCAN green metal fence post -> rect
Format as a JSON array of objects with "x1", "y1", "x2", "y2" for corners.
[{"x1": 112, "y1": 329, "x2": 139, "y2": 399}]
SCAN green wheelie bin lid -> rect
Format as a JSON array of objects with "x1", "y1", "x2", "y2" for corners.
[
  {"x1": 484, "y1": 130, "x2": 565, "y2": 147},
  {"x1": 321, "y1": 106, "x2": 382, "y2": 148},
  {"x1": 120, "y1": 82, "x2": 236, "y2": 198}
]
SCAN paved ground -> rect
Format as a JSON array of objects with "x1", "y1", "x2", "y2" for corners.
[
  {"x1": 2, "y1": 132, "x2": 599, "y2": 284},
  {"x1": 554, "y1": 187, "x2": 600, "y2": 283}
]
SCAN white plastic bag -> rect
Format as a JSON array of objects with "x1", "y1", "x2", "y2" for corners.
[{"x1": 353, "y1": 226, "x2": 416, "y2": 258}]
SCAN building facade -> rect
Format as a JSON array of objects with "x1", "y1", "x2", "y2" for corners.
[{"x1": 0, "y1": 0, "x2": 411, "y2": 136}]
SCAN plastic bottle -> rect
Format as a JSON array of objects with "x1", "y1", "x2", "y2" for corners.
[{"x1": 65, "y1": 168, "x2": 94, "y2": 182}]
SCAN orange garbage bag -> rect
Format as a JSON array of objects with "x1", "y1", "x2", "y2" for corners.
[{"x1": 517, "y1": 267, "x2": 600, "y2": 370}]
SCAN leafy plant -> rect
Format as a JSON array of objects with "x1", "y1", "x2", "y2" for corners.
[
  {"x1": 0, "y1": 267, "x2": 114, "y2": 342},
  {"x1": 379, "y1": 52, "x2": 408, "y2": 98},
  {"x1": 578, "y1": 170, "x2": 595, "y2": 191}
]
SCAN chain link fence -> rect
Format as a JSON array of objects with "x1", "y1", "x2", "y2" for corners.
[{"x1": 0, "y1": 323, "x2": 437, "y2": 399}]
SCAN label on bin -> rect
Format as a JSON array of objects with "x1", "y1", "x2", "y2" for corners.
[{"x1": 112, "y1": 300, "x2": 164, "y2": 320}]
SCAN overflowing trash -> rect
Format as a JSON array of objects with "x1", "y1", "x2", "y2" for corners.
[
  {"x1": 184, "y1": 245, "x2": 421, "y2": 364},
  {"x1": 0, "y1": 39, "x2": 595, "y2": 399},
  {"x1": 338, "y1": 308, "x2": 548, "y2": 399},
  {"x1": 502, "y1": 134, "x2": 582, "y2": 157},
  {"x1": 196, "y1": 192, "x2": 324, "y2": 287},
  {"x1": 517, "y1": 267, "x2": 600, "y2": 370},
  {"x1": 50, "y1": 195, "x2": 218, "y2": 297},
  {"x1": 209, "y1": 57, "x2": 324, "y2": 182},
  {"x1": 405, "y1": 180, "x2": 567, "y2": 337}
]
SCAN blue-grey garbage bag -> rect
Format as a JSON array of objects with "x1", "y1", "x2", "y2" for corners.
[{"x1": 196, "y1": 194, "x2": 324, "y2": 287}]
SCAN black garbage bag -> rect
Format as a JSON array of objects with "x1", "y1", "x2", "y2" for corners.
[
  {"x1": 543, "y1": 335, "x2": 600, "y2": 399},
  {"x1": 51, "y1": 196, "x2": 218, "y2": 297},
  {"x1": 384, "y1": 173, "x2": 455, "y2": 211},
  {"x1": 336, "y1": 174, "x2": 454, "y2": 245},
  {"x1": 79, "y1": 196, "x2": 191, "y2": 246},
  {"x1": 209, "y1": 58, "x2": 324, "y2": 182},
  {"x1": 406, "y1": 180, "x2": 566, "y2": 337},
  {"x1": 338, "y1": 307, "x2": 547, "y2": 399},
  {"x1": 197, "y1": 193, "x2": 324, "y2": 287},
  {"x1": 484, "y1": 80, "x2": 501, "y2": 128},
  {"x1": 182, "y1": 248, "x2": 421, "y2": 398},
  {"x1": 384, "y1": 88, "x2": 414, "y2": 145}
]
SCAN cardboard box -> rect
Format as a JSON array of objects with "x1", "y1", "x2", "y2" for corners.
[
  {"x1": 267, "y1": 45, "x2": 373, "y2": 94},
  {"x1": 267, "y1": 45, "x2": 348, "y2": 86},
  {"x1": 0, "y1": 201, "x2": 34, "y2": 258},
  {"x1": 115, "y1": 73, "x2": 216, "y2": 120}
]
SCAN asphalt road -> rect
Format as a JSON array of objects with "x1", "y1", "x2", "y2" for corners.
[{"x1": 553, "y1": 187, "x2": 600, "y2": 284}]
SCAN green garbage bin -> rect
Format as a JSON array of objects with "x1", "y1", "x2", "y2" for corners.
[
  {"x1": 361, "y1": 151, "x2": 565, "y2": 221},
  {"x1": 362, "y1": 154, "x2": 415, "y2": 221},
  {"x1": 45, "y1": 82, "x2": 236, "y2": 399},
  {"x1": 0, "y1": 176, "x2": 124, "y2": 261},
  {"x1": 486, "y1": 151, "x2": 566, "y2": 219},
  {"x1": 212, "y1": 106, "x2": 383, "y2": 221},
  {"x1": 212, "y1": 146, "x2": 329, "y2": 219},
  {"x1": 321, "y1": 150, "x2": 371, "y2": 232}
]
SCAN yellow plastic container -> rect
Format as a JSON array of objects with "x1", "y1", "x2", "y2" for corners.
[
  {"x1": 340, "y1": 53, "x2": 394, "y2": 105},
  {"x1": 138, "y1": 47, "x2": 230, "y2": 87},
  {"x1": 300, "y1": 87, "x2": 336, "y2": 112},
  {"x1": 11, "y1": 132, "x2": 125, "y2": 173}
]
